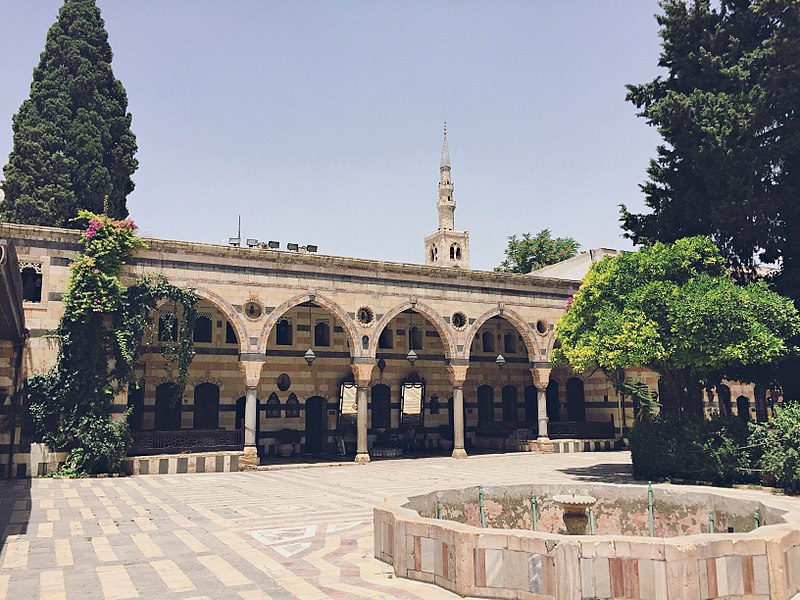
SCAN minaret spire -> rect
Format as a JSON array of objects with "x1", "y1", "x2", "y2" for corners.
[{"x1": 440, "y1": 121, "x2": 450, "y2": 169}]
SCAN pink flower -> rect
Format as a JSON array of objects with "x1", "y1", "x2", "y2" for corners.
[
  {"x1": 85, "y1": 219, "x2": 103, "y2": 239},
  {"x1": 565, "y1": 296, "x2": 574, "y2": 310}
]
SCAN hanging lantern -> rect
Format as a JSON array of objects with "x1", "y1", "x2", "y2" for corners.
[
  {"x1": 304, "y1": 348, "x2": 316, "y2": 367},
  {"x1": 407, "y1": 349, "x2": 418, "y2": 366},
  {"x1": 495, "y1": 353, "x2": 506, "y2": 367}
]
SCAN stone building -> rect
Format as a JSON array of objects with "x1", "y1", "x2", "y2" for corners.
[
  {"x1": 0, "y1": 130, "x2": 594, "y2": 475},
  {"x1": 0, "y1": 130, "x2": 769, "y2": 476}
]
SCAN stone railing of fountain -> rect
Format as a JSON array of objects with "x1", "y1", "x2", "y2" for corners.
[{"x1": 373, "y1": 482, "x2": 800, "y2": 600}]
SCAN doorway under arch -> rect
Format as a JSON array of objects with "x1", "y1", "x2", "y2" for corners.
[
  {"x1": 566, "y1": 378, "x2": 586, "y2": 422},
  {"x1": 155, "y1": 383, "x2": 182, "y2": 431},
  {"x1": 305, "y1": 396, "x2": 327, "y2": 454}
]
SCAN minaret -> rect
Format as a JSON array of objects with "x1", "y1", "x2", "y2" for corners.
[
  {"x1": 425, "y1": 123, "x2": 470, "y2": 268},
  {"x1": 437, "y1": 123, "x2": 455, "y2": 231}
]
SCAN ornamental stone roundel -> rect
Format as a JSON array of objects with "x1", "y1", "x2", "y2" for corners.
[
  {"x1": 243, "y1": 300, "x2": 263, "y2": 320},
  {"x1": 356, "y1": 306, "x2": 375, "y2": 327},
  {"x1": 276, "y1": 373, "x2": 291, "y2": 392},
  {"x1": 451, "y1": 311, "x2": 468, "y2": 330}
]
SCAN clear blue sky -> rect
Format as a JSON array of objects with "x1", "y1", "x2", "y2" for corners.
[{"x1": 0, "y1": 1, "x2": 665, "y2": 271}]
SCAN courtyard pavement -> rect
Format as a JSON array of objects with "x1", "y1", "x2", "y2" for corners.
[{"x1": 0, "y1": 451, "x2": 634, "y2": 600}]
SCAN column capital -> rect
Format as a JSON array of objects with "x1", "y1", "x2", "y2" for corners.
[
  {"x1": 530, "y1": 365, "x2": 551, "y2": 390},
  {"x1": 350, "y1": 361, "x2": 375, "y2": 387},
  {"x1": 239, "y1": 357, "x2": 266, "y2": 388},
  {"x1": 447, "y1": 364, "x2": 469, "y2": 387}
]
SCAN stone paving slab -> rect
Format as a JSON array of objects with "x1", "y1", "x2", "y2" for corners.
[{"x1": 0, "y1": 451, "x2": 635, "y2": 599}]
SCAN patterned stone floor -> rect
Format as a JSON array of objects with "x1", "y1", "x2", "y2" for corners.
[{"x1": 0, "y1": 451, "x2": 634, "y2": 599}]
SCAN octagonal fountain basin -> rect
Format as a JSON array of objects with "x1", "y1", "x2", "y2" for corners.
[{"x1": 373, "y1": 482, "x2": 800, "y2": 600}]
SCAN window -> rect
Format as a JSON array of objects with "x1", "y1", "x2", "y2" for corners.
[
  {"x1": 716, "y1": 384, "x2": 732, "y2": 417},
  {"x1": 158, "y1": 314, "x2": 178, "y2": 341},
  {"x1": 378, "y1": 327, "x2": 393, "y2": 349},
  {"x1": 481, "y1": 331, "x2": 495, "y2": 353},
  {"x1": 429, "y1": 395, "x2": 440, "y2": 415},
  {"x1": 193, "y1": 383, "x2": 220, "y2": 429},
  {"x1": 371, "y1": 384, "x2": 391, "y2": 430},
  {"x1": 276, "y1": 318, "x2": 293, "y2": 345},
  {"x1": 285, "y1": 393, "x2": 300, "y2": 418},
  {"x1": 314, "y1": 321, "x2": 330, "y2": 346},
  {"x1": 225, "y1": 322, "x2": 238, "y2": 344},
  {"x1": 450, "y1": 243, "x2": 461, "y2": 260},
  {"x1": 736, "y1": 396, "x2": 751, "y2": 421},
  {"x1": 21, "y1": 267, "x2": 42, "y2": 302},
  {"x1": 193, "y1": 315, "x2": 212, "y2": 343},
  {"x1": 409, "y1": 326, "x2": 422, "y2": 350},
  {"x1": 266, "y1": 393, "x2": 281, "y2": 418},
  {"x1": 503, "y1": 332, "x2": 517, "y2": 354}
]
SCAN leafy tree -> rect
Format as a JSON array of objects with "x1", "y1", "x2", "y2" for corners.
[
  {"x1": 496, "y1": 229, "x2": 580, "y2": 274},
  {"x1": 620, "y1": 0, "x2": 779, "y2": 275},
  {"x1": 0, "y1": 0, "x2": 137, "y2": 227},
  {"x1": 621, "y1": 0, "x2": 800, "y2": 400},
  {"x1": 554, "y1": 236, "x2": 800, "y2": 415}
]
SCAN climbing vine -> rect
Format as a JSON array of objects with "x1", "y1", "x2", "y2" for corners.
[{"x1": 27, "y1": 211, "x2": 196, "y2": 475}]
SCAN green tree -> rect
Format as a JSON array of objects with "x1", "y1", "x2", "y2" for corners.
[
  {"x1": 620, "y1": 1, "x2": 775, "y2": 274},
  {"x1": 496, "y1": 229, "x2": 580, "y2": 274},
  {"x1": 0, "y1": 0, "x2": 137, "y2": 227},
  {"x1": 621, "y1": 0, "x2": 800, "y2": 400},
  {"x1": 554, "y1": 237, "x2": 800, "y2": 415}
]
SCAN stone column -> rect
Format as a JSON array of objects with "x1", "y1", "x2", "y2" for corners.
[
  {"x1": 244, "y1": 386, "x2": 258, "y2": 446},
  {"x1": 352, "y1": 361, "x2": 375, "y2": 465},
  {"x1": 531, "y1": 365, "x2": 554, "y2": 452},
  {"x1": 239, "y1": 356, "x2": 265, "y2": 470},
  {"x1": 448, "y1": 364, "x2": 469, "y2": 459}
]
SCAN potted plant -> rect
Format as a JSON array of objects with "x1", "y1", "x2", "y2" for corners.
[
  {"x1": 438, "y1": 424, "x2": 454, "y2": 451},
  {"x1": 273, "y1": 428, "x2": 302, "y2": 458}
]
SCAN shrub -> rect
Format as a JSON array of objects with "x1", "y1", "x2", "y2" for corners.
[
  {"x1": 750, "y1": 401, "x2": 800, "y2": 493},
  {"x1": 629, "y1": 412, "x2": 755, "y2": 485}
]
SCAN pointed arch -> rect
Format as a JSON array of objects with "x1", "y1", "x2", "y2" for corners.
[
  {"x1": 463, "y1": 307, "x2": 543, "y2": 361},
  {"x1": 258, "y1": 292, "x2": 358, "y2": 356},
  {"x1": 368, "y1": 300, "x2": 456, "y2": 360},
  {"x1": 191, "y1": 287, "x2": 250, "y2": 353}
]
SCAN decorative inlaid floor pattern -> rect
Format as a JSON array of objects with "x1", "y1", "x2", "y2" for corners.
[{"x1": 0, "y1": 451, "x2": 633, "y2": 599}]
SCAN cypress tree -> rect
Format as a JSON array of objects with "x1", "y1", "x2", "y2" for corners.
[{"x1": 0, "y1": 0, "x2": 137, "y2": 227}]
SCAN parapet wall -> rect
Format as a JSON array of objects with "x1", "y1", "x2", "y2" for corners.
[{"x1": 374, "y1": 483, "x2": 800, "y2": 600}]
